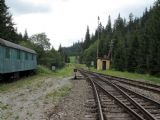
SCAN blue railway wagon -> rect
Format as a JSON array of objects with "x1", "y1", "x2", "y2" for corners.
[{"x1": 0, "y1": 38, "x2": 37, "y2": 77}]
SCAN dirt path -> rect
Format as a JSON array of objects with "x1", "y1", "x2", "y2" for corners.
[
  {"x1": 48, "y1": 77, "x2": 89, "y2": 120},
  {"x1": 0, "y1": 76, "x2": 72, "y2": 120}
]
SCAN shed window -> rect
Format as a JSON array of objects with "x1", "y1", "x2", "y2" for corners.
[
  {"x1": 17, "y1": 50, "x2": 21, "y2": 59},
  {"x1": 5, "y1": 48, "x2": 10, "y2": 59},
  {"x1": 25, "y1": 52, "x2": 28, "y2": 60}
]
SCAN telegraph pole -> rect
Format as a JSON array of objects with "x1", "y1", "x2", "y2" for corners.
[
  {"x1": 107, "y1": 39, "x2": 114, "y2": 60},
  {"x1": 97, "y1": 16, "x2": 100, "y2": 58},
  {"x1": 110, "y1": 39, "x2": 114, "y2": 61}
]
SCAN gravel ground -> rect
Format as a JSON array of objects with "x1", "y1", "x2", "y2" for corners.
[
  {"x1": 0, "y1": 76, "x2": 71, "y2": 120},
  {"x1": 117, "y1": 82, "x2": 160, "y2": 102},
  {"x1": 1, "y1": 71, "x2": 158, "y2": 120},
  {"x1": 48, "y1": 74, "x2": 89, "y2": 120}
]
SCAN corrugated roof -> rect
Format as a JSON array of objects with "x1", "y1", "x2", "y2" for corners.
[{"x1": 0, "y1": 38, "x2": 36, "y2": 54}]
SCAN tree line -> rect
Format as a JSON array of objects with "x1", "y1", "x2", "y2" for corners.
[
  {"x1": 0, "y1": 0, "x2": 65, "y2": 69},
  {"x1": 61, "y1": 41, "x2": 83, "y2": 56},
  {"x1": 80, "y1": 0, "x2": 160, "y2": 75}
]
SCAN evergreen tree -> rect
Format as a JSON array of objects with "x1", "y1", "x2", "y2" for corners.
[
  {"x1": 106, "y1": 15, "x2": 112, "y2": 33},
  {"x1": 145, "y1": 0, "x2": 160, "y2": 75},
  {"x1": 0, "y1": 0, "x2": 16, "y2": 42},
  {"x1": 24, "y1": 29, "x2": 29, "y2": 41},
  {"x1": 83, "y1": 26, "x2": 91, "y2": 50},
  {"x1": 73, "y1": 0, "x2": 160, "y2": 75}
]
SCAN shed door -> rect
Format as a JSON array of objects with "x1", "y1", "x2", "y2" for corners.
[{"x1": 102, "y1": 61, "x2": 106, "y2": 70}]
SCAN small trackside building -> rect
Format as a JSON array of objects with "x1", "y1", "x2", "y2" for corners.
[{"x1": 97, "y1": 57, "x2": 110, "y2": 70}]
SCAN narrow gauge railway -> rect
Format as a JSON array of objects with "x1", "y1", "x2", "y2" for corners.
[
  {"x1": 88, "y1": 70, "x2": 160, "y2": 94},
  {"x1": 79, "y1": 69, "x2": 160, "y2": 120},
  {"x1": 84, "y1": 72, "x2": 105, "y2": 120}
]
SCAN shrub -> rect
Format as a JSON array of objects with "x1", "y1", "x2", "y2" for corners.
[{"x1": 37, "y1": 65, "x2": 53, "y2": 75}]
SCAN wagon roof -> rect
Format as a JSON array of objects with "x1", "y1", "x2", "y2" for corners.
[{"x1": 0, "y1": 38, "x2": 36, "y2": 54}]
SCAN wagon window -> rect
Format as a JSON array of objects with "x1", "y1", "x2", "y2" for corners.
[
  {"x1": 5, "y1": 48, "x2": 10, "y2": 59},
  {"x1": 32, "y1": 54, "x2": 34, "y2": 60},
  {"x1": 17, "y1": 50, "x2": 21, "y2": 59},
  {"x1": 25, "y1": 52, "x2": 28, "y2": 60}
]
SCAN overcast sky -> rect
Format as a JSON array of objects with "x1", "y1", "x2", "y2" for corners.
[{"x1": 6, "y1": 0, "x2": 155, "y2": 49}]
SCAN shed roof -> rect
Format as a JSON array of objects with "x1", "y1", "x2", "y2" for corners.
[
  {"x1": 97, "y1": 57, "x2": 110, "y2": 60},
  {"x1": 0, "y1": 38, "x2": 36, "y2": 54}
]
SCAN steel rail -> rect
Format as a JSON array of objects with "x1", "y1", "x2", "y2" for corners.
[
  {"x1": 80, "y1": 70, "x2": 158, "y2": 120},
  {"x1": 80, "y1": 70, "x2": 145, "y2": 120},
  {"x1": 88, "y1": 76, "x2": 145, "y2": 120},
  {"x1": 81, "y1": 69, "x2": 160, "y2": 94},
  {"x1": 98, "y1": 72, "x2": 160, "y2": 88},
  {"x1": 81, "y1": 72, "x2": 105, "y2": 120},
  {"x1": 85, "y1": 69, "x2": 160, "y2": 88},
  {"x1": 93, "y1": 73, "x2": 157, "y2": 120},
  {"x1": 116, "y1": 84, "x2": 160, "y2": 107},
  {"x1": 110, "y1": 78, "x2": 160, "y2": 94},
  {"x1": 86, "y1": 70, "x2": 160, "y2": 106},
  {"x1": 95, "y1": 73, "x2": 160, "y2": 118}
]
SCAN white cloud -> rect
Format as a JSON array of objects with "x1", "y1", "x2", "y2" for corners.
[
  {"x1": 20, "y1": 0, "x2": 52, "y2": 5},
  {"x1": 7, "y1": 0, "x2": 155, "y2": 49}
]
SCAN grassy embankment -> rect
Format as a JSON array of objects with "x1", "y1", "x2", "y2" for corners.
[
  {"x1": 0, "y1": 65, "x2": 75, "y2": 118},
  {"x1": 91, "y1": 68, "x2": 160, "y2": 84},
  {"x1": 38, "y1": 64, "x2": 75, "y2": 77},
  {"x1": 0, "y1": 64, "x2": 75, "y2": 92},
  {"x1": 69, "y1": 56, "x2": 76, "y2": 64}
]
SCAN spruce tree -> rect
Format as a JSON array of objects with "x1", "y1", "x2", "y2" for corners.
[
  {"x1": 0, "y1": 0, "x2": 17, "y2": 42},
  {"x1": 83, "y1": 26, "x2": 91, "y2": 50}
]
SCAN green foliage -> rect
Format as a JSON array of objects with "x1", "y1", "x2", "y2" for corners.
[
  {"x1": 82, "y1": 41, "x2": 97, "y2": 67},
  {"x1": 80, "y1": 0, "x2": 160, "y2": 76},
  {"x1": 58, "y1": 44, "x2": 70, "y2": 63},
  {"x1": 0, "y1": 0, "x2": 29, "y2": 43},
  {"x1": 30, "y1": 33, "x2": 51, "y2": 50},
  {"x1": 19, "y1": 33, "x2": 65, "y2": 68},
  {"x1": 91, "y1": 68, "x2": 160, "y2": 84},
  {"x1": 69, "y1": 56, "x2": 76, "y2": 63},
  {"x1": 41, "y1": 48, "x2": 64, "y2": 68},
  {"x1": 53, "y1": 64, "x2": 75, "y2": 77},
  {"x1": 83, "y1": 26, "x2": 91, "y2": 50},
  {"x1": 37, "y1": 65, "x2": 53, "y2": 75},
  {"x1": 37, "y1": 63, "x2": 76, "y2": 77},
  {"x1": 61, "y1": 41, "x2": 83, "y2": 56},
  {"x1": 0, "y1": 64, "x2": 74, "y2": 92}
]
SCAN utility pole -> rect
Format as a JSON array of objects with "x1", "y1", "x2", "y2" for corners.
[
  {"x1": 107, "y1": 39, "x2": 114, "y2": 60},
  {"x1": 110, "y1": 39, "x2": 114, "y2": 61},
  {"x1": 97, "y1": 16, "x2": 100, "y2": 59}
]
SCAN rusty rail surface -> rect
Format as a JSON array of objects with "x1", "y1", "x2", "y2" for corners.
[
  {"x1": 84, "y1": 69, "x2": 160, "y2": 94},
  {"x1": 81, "y1": 71, "x2": 105, "y2": 120},
  {"x1": 79, "y1": 69, "x2": 160, "y2": 120}
]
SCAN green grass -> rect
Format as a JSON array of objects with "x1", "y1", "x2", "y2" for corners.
[
  {"x1": 69, "y1": 56, "x2": 76, "y2": 63},
  {"x1": 0, "y1": 75, "x2": 45, "y2": 92},
  {"x1": 53, "y1": 63, "x2": 75, "y2": 77},
  {"x1": 0, "y1": 102, "x2": 9, "y2": 110},
  {"x1": 0, "y1": 64, "x2": 75, "y2": 92},
  {"x1": 45, "y1": 85, "x2": 71, "y2": 101},
  {"x1": 37, "y1": 64, "x2": 75, "y2": 77},
  {"x1": 91, "y1": 68, "x2": 160, "y2": 84},
  {"x1": 37, "y1": 65, "x2": 53, "y2": 75}
]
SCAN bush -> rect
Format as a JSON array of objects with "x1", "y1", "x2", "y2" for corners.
[{"x1": 37, "y1": 65, "x2": 53, "y2": 75}]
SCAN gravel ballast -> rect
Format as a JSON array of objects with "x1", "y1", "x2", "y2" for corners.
[{"x1": 48, "y1": 78, "x2": 89, "y2": 120}]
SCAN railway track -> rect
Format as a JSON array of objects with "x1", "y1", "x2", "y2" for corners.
[
  {"x1": 84, "y1": 74, "x2": 105, "y2": 120},
  {"x1": 86, "y1": 70, "x2": 160, "y2": 94},
  {"x1": 80, "y1": 69, "x2": 160, "y2": 120}
]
